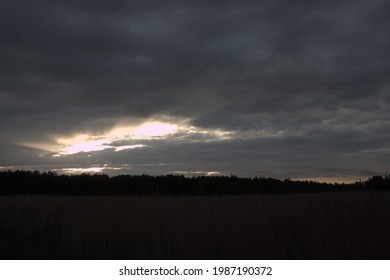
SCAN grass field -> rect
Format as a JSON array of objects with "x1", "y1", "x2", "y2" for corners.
[{"x1": 1, "y1": 192, "x2": 390, "y2": 259}]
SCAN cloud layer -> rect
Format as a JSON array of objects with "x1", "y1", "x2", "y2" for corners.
[{"x1": 1, "y1": 0, "x2": 389, "y2": 181}]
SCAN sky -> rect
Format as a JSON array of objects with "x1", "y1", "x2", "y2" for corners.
[{"x1": 1, "y1": 0, "x2": 389, "y2": 182}]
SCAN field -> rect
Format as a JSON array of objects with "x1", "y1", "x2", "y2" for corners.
[{"x1": 1, "y1": 192, "x2": 390, "y2": 259}]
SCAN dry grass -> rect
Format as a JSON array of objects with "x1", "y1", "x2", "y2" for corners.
[{"x1": 0, "y1": 192, "x2": 390, "y2": 259}]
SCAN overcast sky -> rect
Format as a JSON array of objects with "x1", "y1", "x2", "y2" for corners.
[{"x1": 1, "y1": 0, "x2": 389, "y2": 182}]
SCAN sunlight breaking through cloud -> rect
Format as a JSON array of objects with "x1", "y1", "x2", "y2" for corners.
[
  {"x1": 52, "y1": 121, "x2": 179, "y2": 156},
  {"x1": 114, "y1": 144, "x2": 146, "y2": 152},
  {"x1": 58, "y1": 138, "x2": 112, "y2": 155},
  {"x1": 132, "y1": 122, "x2": 177, "y2": 138},
  {"x1": 44, "y1": 117, "x2": 235, "y2": 157}
]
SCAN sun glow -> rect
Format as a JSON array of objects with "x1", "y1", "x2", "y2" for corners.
[
  {"x1": 59, "y1": 139, "x2": 111, "y2": 155},
  {"x1": 52, "y1": 121, "x2": 178, "y2": 156},
  {"x1": 133, "y1": 122, "x2": 177, "y2": 138},
  {"x1": 26, "y1": 117, "x2": 234, "y2": 157},
  {"x1": 114, "y1": 144, "x2": 145, "y2": 151}
]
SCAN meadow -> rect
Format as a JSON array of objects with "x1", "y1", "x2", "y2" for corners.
[{"x1": 1, "y1": 191, "x2": 390, "y2": 259}]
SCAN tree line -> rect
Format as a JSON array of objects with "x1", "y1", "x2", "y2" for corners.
[{"x1": 0, "y1": 170, "x2": 389, "y2": 196}]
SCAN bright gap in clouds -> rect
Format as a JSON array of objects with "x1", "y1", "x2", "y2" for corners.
[
  {"x1": 47, "y1": 118, "x2": 233, "y2": 157},
  {"x1": 54, "y1": 121, "x2": 178, "y2": 156},
  {"x1": 114, "y1": 144, "x2": 145, "y2": 152},
  {"x1": 58, "y1": 138, "x2": 111, "y2": 155},
  {"x1": 132, "y1": 122, "x2": 177, "y2": 138}
]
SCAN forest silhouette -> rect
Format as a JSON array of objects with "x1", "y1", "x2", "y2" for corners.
[
  {"x1": 0, "y1": 170, "x2": 389, "y2": 196},
  {"x1": 1, "y1": 170, "x2": 390, "y2": 259}
]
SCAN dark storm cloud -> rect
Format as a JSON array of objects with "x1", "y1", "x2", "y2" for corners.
[{"x1": 1, "y1": 0, "x2": 389, "y2": 180}]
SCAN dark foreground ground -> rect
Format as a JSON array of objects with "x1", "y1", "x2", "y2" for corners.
[{"x1": 1, "y1": 192, "x2": 390, "y2": 259}]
